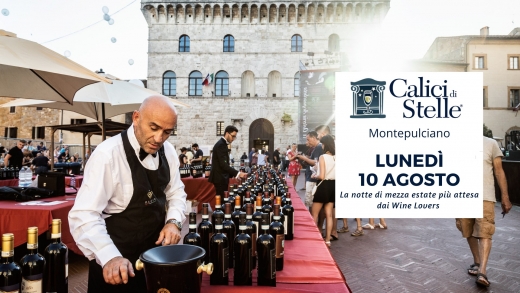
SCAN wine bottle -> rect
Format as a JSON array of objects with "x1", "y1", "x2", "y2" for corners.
[
  {"x1": 223, "y1": 191, "x2": 229, "y2": 206},
  {"x1": 275, "y1": 197, "x2": 285, "y2": 227},
  {"x1": 252, "y1": 196, "x2": 263, "y2": 238},
  {"x1": 269, "y1": 205, "x2": 284, "y2": 271},
  {"x1": 231, "y1": 196, "x2": 242, "y2": 230},
  {"x1": 183, "y1": 212, "x2": 201, "y2": 247},
  {"x1": 198, "y1": 203, "x2": 213, "y2": 264},
  {"x1": 43, "y1": 219, "x2": 68, "y2": 293},
  {"x1": 222, "y1": 203, "x2": 236, "y2": 269},
  {"x1": 233, "y1": 213, "x2": 252, "y2": 286},
  {"x1": 244, "y1": 203, "x2": 257, "y2": 270},
  {"x1": 1, "y1": 233, "x2": 21, "y2": 293},
  {"x1": 20, "y1": 227, "x2": 45, "y2": 293},
  {"x1": 209, "y1": 214, "x2": 229, "y2": 285},
  {"x1": 282, "y1": 192, "x2": 295, "y2": 240},
  {"x1": 262, "y1": 192, "x2": 273, "y2": 223},
  {"x1": 242, "y1": 191, "x2": 251, "y2": 212},
  {"x1": 212, "y1": 195, "x2": 225, "y2": 226},
  {"x1": 256, "y1": 213, "x2": 276, "y2": 287}
]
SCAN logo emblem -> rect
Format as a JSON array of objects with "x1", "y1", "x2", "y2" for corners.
[
  {"x1": 350, "y1": 78, "x2": 386, "y2": 118},
  {"x1": 157, "y1": 289, "x2": 170, "y2": 293},
  {"x1": 147, "y1": 191, "x2": 153, "y2": 199}
]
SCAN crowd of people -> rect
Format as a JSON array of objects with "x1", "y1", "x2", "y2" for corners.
[{"x1": 0, "y1": 139, "x2": 87, "y2": 174}]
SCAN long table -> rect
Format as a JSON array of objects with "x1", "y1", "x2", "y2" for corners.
[{"x1": 0, "y1": 177, "x2": 350, "y2": 292}]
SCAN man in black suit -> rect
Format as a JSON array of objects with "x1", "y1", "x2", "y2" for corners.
[{"x1": 208, "y1": 125, "x2": 247, "y2": 196}]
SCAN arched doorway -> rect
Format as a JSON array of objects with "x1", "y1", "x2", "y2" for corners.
[{"x1": 249, "y1": 118, "x2": 274, "y2": 154}]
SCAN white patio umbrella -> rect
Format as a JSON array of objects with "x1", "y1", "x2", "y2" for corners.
[{"x1": 0, "y1": 30, "x2": 111, "y2": 103}]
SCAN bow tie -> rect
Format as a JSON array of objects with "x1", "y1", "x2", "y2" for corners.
[{"x1": 139, "y1": 148, "x2": 157, "y2": 161}]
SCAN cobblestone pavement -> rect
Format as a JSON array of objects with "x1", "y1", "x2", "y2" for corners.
[{"x1": 292, "y1": 174, "x2": 520, "y2": 293}]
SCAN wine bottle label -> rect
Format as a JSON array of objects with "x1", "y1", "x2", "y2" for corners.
[
  {"x1": 51, "y1": 233, "x2": 61, "y2": 239},
  {"x1": 222, "y1": 247, "x2": 229, "y2": 277},
  {"x1": 239, "y1": 225, "x2": 247, "y2": 230},
  {"x1": 189, "y1": 224, "x2": 197, "y2": 229},
  {"x1": 215, "y1": 205, "x2": 221, "y2": 209},
  {"x1": 261, "y1": 225, "x2": 269, "y2": 230},
  {"x1": 1, "y1": 250, "x2": 13, "y2": 257},
  {"x1": 284, "y1": 215, "x2": 288, "y2": 235},
  {"x1": 27, "y1": 243, "x2": 37, "y2": 250},
  {"x1": 273, "y1": 216, "x2": 280, "y2": 220},
  {"x1": 246, "y1": 215, "x2": 252, "y2": 219},
  {"x1": 215, "y1": 225, "x2": 223, "y2": 230},
  {"x1": 269, "y1": 248, "x2": 276, "y2": 279},
  {"x1": 251, "y1": 233, "x2": 257, "y2": 257},
  {"x1": 276, "y1": 235, "x2": 284, "y2": 258},
  {"x1": 224, "y1": 214, "x2": 231, "y2": 218},
  {"x1": 21, "y1": 276, "x2": 42, "y2": 293},
  {"x1": 66, "y1": 263, "x2": 68, "y2": 278},
  {"x1": 202, "y1": 215, "x2": 209, "y2": 219}
]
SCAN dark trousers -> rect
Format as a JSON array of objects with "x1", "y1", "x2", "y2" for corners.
[{"x1": 88, "y1": 258, "x2": 146, "y2": 293}]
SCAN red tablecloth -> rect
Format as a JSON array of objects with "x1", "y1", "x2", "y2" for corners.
[
  {"x1": 181, "y1": 177, "x2": 240, "y2": 211},
  {"x1": 0, "y1": 179, "x2": 19, "y2": 187},
  {"x1": 198, "y1": 179, "x2": 350, "y2": 292},
  {"x1": 0, "y1": 195, "x2": 81, "y2": 255}
]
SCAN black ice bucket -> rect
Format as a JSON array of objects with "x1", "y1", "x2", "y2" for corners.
[{"x1": 135, "y1": 245, "x2": 213, "y2": 293}]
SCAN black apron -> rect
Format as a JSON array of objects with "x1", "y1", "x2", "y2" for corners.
[{"x1": 88, "y1": 130, "x2": 170, "y2": 293}]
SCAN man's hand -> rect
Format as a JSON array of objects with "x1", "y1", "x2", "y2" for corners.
[
  {"x1": 155, "y1": 223, "x2": 181, "y2": 246},
  {"x1": 502, "y1": 197, "x2": 513, "y2": 214},
  {"x1": 238, "y1": 172, "x2": 248, "y2": 178},
  {"x1": 103, "y1": 256, "x2": 135, "y2": 285}
]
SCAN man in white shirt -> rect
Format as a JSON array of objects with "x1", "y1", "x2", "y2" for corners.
[{"x1": 69, "y1": 96, "x2": 187, "y2": 293}]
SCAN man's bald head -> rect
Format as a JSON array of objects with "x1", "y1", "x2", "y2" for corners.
[{"x1": 133, "y1": 95, "x2": 178, "y2": 154}]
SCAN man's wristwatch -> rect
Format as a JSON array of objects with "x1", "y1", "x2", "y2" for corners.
[{"x1": 165, "y1": 219, "x2": 182, "y2": 230}]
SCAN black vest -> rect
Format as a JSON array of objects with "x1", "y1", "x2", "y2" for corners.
[{"x1": 105, "y1": 130, "x2": 170, "y2": 257}]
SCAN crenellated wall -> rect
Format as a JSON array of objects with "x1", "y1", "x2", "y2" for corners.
[{"x1": 141, "y1": 1, "x2": 389, "y2": 26}]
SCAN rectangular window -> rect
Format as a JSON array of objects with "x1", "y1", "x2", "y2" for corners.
[
  {"x1": 294, "y1": 78, "x2": 300, "y2": 97},
  {"x1": 216, "y1": 121, "x2": 224, "y2": 136},
  {"x1": 473, "y1": 55, "x2": 486, "y2": 69},
  {"x1": 5, "y1": 127, "x2": 17, "y2": 138},
  {"x1": 170, "y1": 125, "x2": 177, "y2": 136},
  {"x1": 36, "y1": 107, "x2": 43, "y2": 111},
  {"x1": 9, "y1": 106, "x2": 15, "y2": 114},
  {"x1": 511, "y1": 89, "x2": 520, "y2": 108},
  {"x1": 509, "y1": 55, "x2": 519, "y2": 69},
  {"x1": 71, "y1": 119, "x2": 87, "y2": 125},
  {"x1": 31, "y1": 126, "x2": 46, "y2": 139}
]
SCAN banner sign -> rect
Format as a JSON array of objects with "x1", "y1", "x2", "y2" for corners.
[
  {"x1": 299, "y1": 70, "x2": 336, "y2": 144},
  {"x1": 335, "y1": 72, "x2": 483, "y2": 218}
]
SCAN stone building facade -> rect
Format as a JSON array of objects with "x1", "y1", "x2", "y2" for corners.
[
  {"x1": 422, "y1": 26, "x2": 520, "y2": 140},
  {"x1": 141, "y1": 0, "x2": 390, "y2": 157}
]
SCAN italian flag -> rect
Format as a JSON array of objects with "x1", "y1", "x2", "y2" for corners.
[{"x1": 202, "y1": 73, "x2": 214, "y2": 86}]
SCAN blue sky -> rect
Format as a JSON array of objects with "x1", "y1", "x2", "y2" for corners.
[{"x1": 1, "y1": 0, "x2": 519, "y2": 79}]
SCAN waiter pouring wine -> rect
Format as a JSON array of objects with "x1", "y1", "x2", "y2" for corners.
[{"x1": 69, "y1": 95, "x2": 187, "y2": 293}]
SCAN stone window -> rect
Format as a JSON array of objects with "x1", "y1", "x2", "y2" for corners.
[
  {"x1": 241, "y1": 70, "x2": 255, "y2": 97},
  {"x1": 291, "y1": 35, "x2": 302, "y2": 52},
  {"x1": 223, "y1": 35, "x2": 235, "y2": 52},
  {"x1": 71, "y1": 119, "x2": 87, "y2": 124},
  {"x1": 509, "y1": 55, "x2": 519, "y2": 70},
  {"x1": 268, "y1": 71, "x2": 282, "y2": 98},
  {"x1": 170, "y1": 125, "x2": 177, "y2": 136},
  {"x1": 9, "y1": 106, "x2": 15, "y2": 113},
  {"x1": 328, "y1": 34, "x2": 340, "y2": 52},
  {"x1": 473, "y1": 54, "x2": 486, "y2": 70},
  {"x1": 179, "y1": 35, "x2": 190, "y2": 52},
  {"x1": 510, "y1": 88, "x2": 520, "y2": 108},
  {"x1": 483, "y1": 86, "x2": 488, "y2": 108},
  {"x1": 36, "y1": 107, "x2": 43, "y2": 111},
  {"x1": 294, "y1": 72, "x2": 300, "y2": 97},
  {"x1": 215, "y1": 71, "x2": 229, "y2": 96},
  {"x1": 216, "y1": 121, "x2": 225, "y2": 136},
  {"x1": 4, "y1": 127, "x2": 17, "y2": 138},
  {"x1": 32, "y1": 126, "x2": 45, "y2": 139},
  {"x1": 189, "y1": 71, "x2": 203, "y2": 96},
  {"x1": 162, "y1": 71, "x2": 176, "y2": 96}
]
